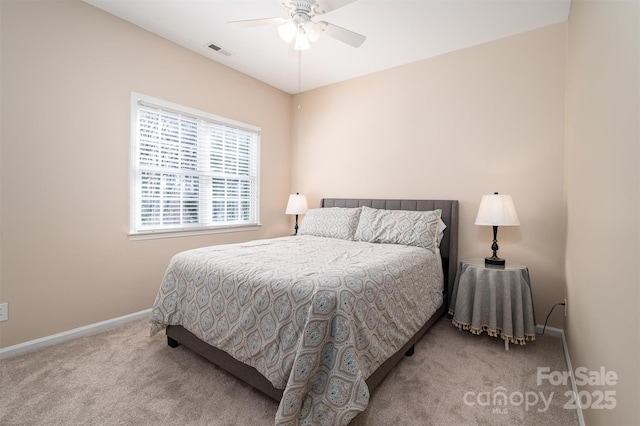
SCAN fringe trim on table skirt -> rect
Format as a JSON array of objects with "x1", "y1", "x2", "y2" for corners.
[{"x1": 450, "y1": 315, "x2": 536, "y2": 345}]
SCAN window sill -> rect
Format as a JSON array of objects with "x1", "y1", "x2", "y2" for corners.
[{"x1": 128, "y1": 224, "x2": 261, "y2": 241}]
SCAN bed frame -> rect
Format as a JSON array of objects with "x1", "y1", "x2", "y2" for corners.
[{"x1": 166, "y1": 198, "x2": 458, "y2": 401}]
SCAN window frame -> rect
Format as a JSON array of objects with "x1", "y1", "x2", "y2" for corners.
[{"x1": 129, "y1": 92, "x2": 261, "y2": 240}]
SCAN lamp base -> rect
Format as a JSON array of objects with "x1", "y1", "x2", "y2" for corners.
[{"x1": 485, "y1": 256, "x2": 505, "y2": 267}]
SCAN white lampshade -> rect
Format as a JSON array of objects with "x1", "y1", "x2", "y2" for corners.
[
  {"x1": 294, "y1": 30, "x2": 310, "y2": 51},
  {"x1": 475, "y1": 193, "x2": 520, "y2": 226},
  {"x1": 278, "y1": 21, "x2": 297, "y2": 43},
  {"x1": 285, "y1": 193, "x2": 308, "y2": 215},
  {"x1": 305, "y1": 21, "x2": 326, "y2": 43}
]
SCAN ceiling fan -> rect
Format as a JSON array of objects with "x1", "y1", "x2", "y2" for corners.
[{"x1": 228, "y1": 0, "x2": 366, "y2": 50}]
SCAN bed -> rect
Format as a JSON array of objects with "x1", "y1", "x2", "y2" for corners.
[{"x1": 150, "y1": 198, "x2": 458, "y2": 425}]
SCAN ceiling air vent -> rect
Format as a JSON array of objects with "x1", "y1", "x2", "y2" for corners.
[{"x1": 207, "y1": 43, "x2": 232, "y2": 57}]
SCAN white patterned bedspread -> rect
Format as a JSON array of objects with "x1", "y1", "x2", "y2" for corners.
[{"x1": 150, "y1": 235, "x2": 443, "y2": 425}]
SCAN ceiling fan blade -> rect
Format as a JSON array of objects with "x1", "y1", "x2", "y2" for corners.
[
  {"x1": 321, "y1": 22, "x2": 366, "y2": 47},
  {"x1": 313, "y1": 0, "x2": 358, "y2": 15},
  {"x1": 227, "y1": 17, "x2": 285, "y2": 28}
]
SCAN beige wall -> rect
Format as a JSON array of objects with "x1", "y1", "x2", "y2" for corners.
[
  {"x1": 292, "y1": 23, "x2": 568, "y2": 330},
  {"x1": 565, "y1": 0, "x2": 640, "y2": 424},
  {"x1": 0, "y1": 1, "x2": 291, "y2": 347}
]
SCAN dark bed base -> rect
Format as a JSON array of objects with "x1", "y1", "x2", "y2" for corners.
[
  {"x1": 164, "y1": 198, "x2": 458, "y2": 403},
  {"x1": 166, "y1": 304, "x2": 445, "y2": 402}
]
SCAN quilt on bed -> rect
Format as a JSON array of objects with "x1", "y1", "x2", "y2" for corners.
[{"x1": 150, "y1": 235, "x2": 443, "y2": 425}]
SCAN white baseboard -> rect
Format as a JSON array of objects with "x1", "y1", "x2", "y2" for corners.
[
  {"x1": 535, "y1": 323, "x2": 564, "y2": 337},
  {"x1": 536, "y1": 323, "x2": 585, "y2": 426},
  {"x1": 0, "y1": 308, "x2": 151, "y2": 360}
]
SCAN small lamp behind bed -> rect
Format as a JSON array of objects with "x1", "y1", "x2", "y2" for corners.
[
  {"x1": 475, "y1": 192, "x2": 520, "y2": 267},
  {"x1": 286, "y1": 193, "x2": 308, "y2": 235}
]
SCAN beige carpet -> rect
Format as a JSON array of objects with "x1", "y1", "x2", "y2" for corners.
[{"x1": 1, "y1": 317, "x2": 578, "y2": 425}]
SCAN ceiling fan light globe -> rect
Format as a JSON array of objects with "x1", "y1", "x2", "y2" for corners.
[
  {"x1": 306, "y1": 21, "x2": 326, "y2": 43},
  {"x1": 278, "y1": 21, "x2": 297, "y2": 43},
  {"x1": 294, "y1": 32, "x2": 311, "y2": 50}
]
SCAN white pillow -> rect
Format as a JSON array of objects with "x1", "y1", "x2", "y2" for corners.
[
  {"x1": 298, "y1": 207, "x2": 361, "y2": 240},
  {"x1": 354, "y1": 206, "x2": 442, "y2": 252},
  {"x1": 438, "y1": 218, "x2": 447, "y2": 246}
]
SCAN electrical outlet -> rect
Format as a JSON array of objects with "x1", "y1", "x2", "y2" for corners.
[
  {"x1": 564, "y1": 298, "x2": 567, "y2": 317},
  {"x1": 0, "y1": 303, "x2": 7, "y2": 322}
]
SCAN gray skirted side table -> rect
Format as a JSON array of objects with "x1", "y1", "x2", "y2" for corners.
[{"x1": 448, "y1": 258, "x2": 536, "y2": 350}]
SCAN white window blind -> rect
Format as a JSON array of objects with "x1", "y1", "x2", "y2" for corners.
[{"x1": 130, "y1": 93, "x2": 260, "y2": 238}]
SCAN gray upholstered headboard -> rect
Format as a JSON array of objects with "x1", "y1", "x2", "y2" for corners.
[{"x1": 321, "y1": 198, "x2": 459, "y2": 309}]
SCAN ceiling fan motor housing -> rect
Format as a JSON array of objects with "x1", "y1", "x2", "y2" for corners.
[
  {"x1": 282, "y1": 0, "x2": 317, "y2": 17},
  {"x1": 292, "y1": 12, "x2": 311, "y2": 26}
]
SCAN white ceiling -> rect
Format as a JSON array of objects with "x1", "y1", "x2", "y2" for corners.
[{"x1": 84, "y1": 0, "x2": 571, "y2": 94}]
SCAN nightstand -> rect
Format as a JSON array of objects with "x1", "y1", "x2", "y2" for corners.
[{"x1": 448, "y1": 258, "x2": 536, "y2": 350}]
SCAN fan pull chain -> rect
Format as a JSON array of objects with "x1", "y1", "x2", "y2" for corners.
[{"x1": 297, "y1": 50, "x2": 302, "y2": 110}]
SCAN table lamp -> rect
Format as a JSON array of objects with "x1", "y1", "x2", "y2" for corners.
[
  {"x1": 285, "y1": 193, "x2": 308, "y2": 235},
  {"x1": 475, "y1": 192, "x2": 520, "y2": 267}
]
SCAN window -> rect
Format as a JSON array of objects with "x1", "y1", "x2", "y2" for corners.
[{"x1": 130, "y1": 93, "x2": 260, "y2": 239}]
